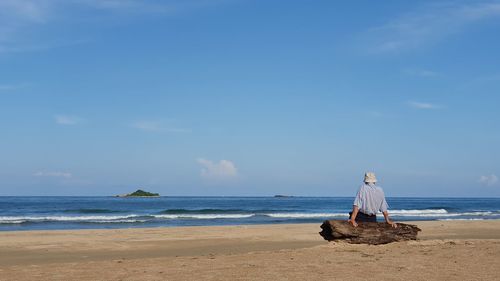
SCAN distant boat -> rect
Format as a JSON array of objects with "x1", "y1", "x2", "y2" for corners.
[{"x1": 274, "y1": 195, "x2": 293, "y2": 198}]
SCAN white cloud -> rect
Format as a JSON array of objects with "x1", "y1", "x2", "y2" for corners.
[
  {"x1": 479, "y1": 174, "x2": 498, "y2": 186},
  {"x1": 33, "y1": 171, "x2": 72, "y2": 178},
  {"x1": 0, "y1": 0, "x2": 50, "y2": 52},
  {"x1": 54, "y1": 114, "x2": 83, "y2": 125},
  {"x1": 130, "y1": 120, "x2": 190, "y2": 133},
  {"x1": 408, "y1": 101, "x2": 440, "y2": 110},
  {"x1": 0, "y1": 0, "x2": 166, "y2": 25},
  {"x1": 369, "y1": 111, "x2": 384, "y2": 118},
  {"x1": 74, "y1": 0, "x2": 173, "y2": 13},
  {"x1": 197, "y1": 158, "x2": 238, "y2": 181},
  {"x1": 475, "y1": 73, "x2": 500, "y2": 82},
  {"x1": 363, "y1": 2, "x2": 500, "y2": 53},
  {"x1": 0, "y1": 0, "x2": 49, "y2": 23},
  {"x1": 131, "y1": 121, "x2": 161, "y2": 131},
  {"x1": 0, "y1": 0, "x2": 234, "y2": 53},
  {"x1": 404, "y1": 69, "x2": 441, "y2": 78},
  {"x1": 0, "y1": 84, "x2": 23, "y2": 91}
]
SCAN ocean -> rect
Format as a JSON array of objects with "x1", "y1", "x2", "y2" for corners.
[{"x1": 1, "y1": 196, "x2": 499, "y2": 231}]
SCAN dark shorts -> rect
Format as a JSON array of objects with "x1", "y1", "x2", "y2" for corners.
[{"x1": 349, "y1": 211, "x2": 377, "y2": 222}]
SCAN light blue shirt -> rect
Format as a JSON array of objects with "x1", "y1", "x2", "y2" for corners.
[{"x1": 353, "y1": 183, "x2": 389, "y2": 215}]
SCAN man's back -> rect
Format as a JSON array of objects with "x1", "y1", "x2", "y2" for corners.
[{"x1": 353, "y1": 183, "x2": 388, "y2": 215}]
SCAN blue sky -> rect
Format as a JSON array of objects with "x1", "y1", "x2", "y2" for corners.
[{"x1": 1, "y1": 0, "x2": 499, "y2": 196}]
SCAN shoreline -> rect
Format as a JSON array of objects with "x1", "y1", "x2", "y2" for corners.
[
  {"x1": 1, "y1": 218, "x2": 499, "y2": 233},
  {"x1": 1, "y1": 220, "x2": 499, "y2": 280},
  {"x1": 1, "y1": 219, "x2": 500, "y2": 236}
]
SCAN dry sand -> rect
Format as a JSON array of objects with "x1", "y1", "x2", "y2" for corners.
[{"x1": 1, "y1": 220, "x2": 499, "y2": 281}]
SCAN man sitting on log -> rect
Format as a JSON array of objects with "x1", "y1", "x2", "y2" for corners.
[{"x1": 348, "y1": 172, "x2": 397, "y2": 228}]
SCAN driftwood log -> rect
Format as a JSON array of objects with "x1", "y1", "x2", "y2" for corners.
[{"x1": 319, "y1": 220, "x2": 421, "y2": 245}]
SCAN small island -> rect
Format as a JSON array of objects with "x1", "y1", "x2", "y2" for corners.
[{"x1": 116, "y1": 189, "x2": 160, "y2": 197}]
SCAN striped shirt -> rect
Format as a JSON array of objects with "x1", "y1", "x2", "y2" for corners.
[{"x1": 353, "y1": 183, "x2": 389, "y2": 215}]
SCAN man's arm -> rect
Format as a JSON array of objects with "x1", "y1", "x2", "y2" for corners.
[
  {"x1": 382, "y1": 211, "x2": 397, "y2": 228},
  {"x1": 349, "y1": 186, "x2": 364, "y2": 227},
  {"x1": 348, "y1": 205, "x2": 359, "y2": 227}
]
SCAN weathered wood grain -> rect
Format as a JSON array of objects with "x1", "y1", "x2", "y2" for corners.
[{"x1": 319, "y1": 220, "x2": 421, "y2": 245}]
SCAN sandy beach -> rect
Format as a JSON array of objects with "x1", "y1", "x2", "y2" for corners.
[{"x1": 1, "y1": 220, "x2": 499, "y2": 281}]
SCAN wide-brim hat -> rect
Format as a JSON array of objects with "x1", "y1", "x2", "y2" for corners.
[{"x1": 364, "y1": 172, "x2": 377, "y2": 183}]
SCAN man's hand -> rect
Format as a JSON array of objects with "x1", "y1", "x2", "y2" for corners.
[
  {"x1": 348, "y1": 218, "x2": 358, "y2": 227},
  {"x1": 386, "y1": 220, "x2": 397, "y2": 228},
  {"x1": 382, "y1": 211, "x2": 397, "y2": 228}
]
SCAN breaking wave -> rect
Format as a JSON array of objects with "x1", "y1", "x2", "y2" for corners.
[
  {"x1": 159, "y1": 208, "x2": 246, "y2": 214},
  {"x1": 390, "y1": 209, "x2": 498, "y2": 217},
  {"x1": 264, "y1": 213, "x2": 347, "y2": 218},
  {"x1": 0, "y1": 215, "x2": 140, "y2": 224},
  {"x1": 1, "y1": 209, "x2": 497, "y2": 225},
  {"x1": 154, "y1": 214, "x2": 254, "y2": 219}
]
